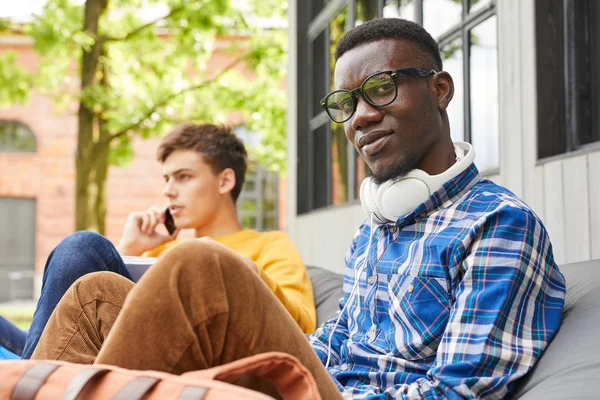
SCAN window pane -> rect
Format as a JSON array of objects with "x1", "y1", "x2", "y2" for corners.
[
  {"x1": 577, "y1": 0, "x2": 600, "y2": 146},
  {"x1": 383, "y1": 0, "x2": 415, "y2": 21},
  {"x1": 423, "y1": 0, "x2": 462, "y2": 39},
  {"x1": 329, "y1": 9, "x2": 351, "y2": 205},
  {"x1": 311, "y1": 30, "x2": 327, "y2": 117},
  {"x1": 441, "y1": 38, "x2": 464, "y2": 143},
  {"x1": 263, "y1": 215, "x2": 277, "y2": 231},
  {"x1": 313, "y1": 125, "x2": 329, "y2": 208},
  {"x1": 469, "y1": 16, "x2": 499, "y2": 172},
  {"x1": 356, "y1": 0, "x2": 378, "y2": 25},
  {"x1": 0, "y1": 121, "x2": 37, "y2": 152},
  {"x1": 469, "y1": 0, "x2": 490, "y2": 14},
  {"x1": 330, "y1": 8, "x2": 348, "y2": 91},
  {"x1": 331, "y1": 121, "x2": 350, "y2": 205},
  {"x1": 592, "y1": 0, "x2": 600, "y2": 145}
]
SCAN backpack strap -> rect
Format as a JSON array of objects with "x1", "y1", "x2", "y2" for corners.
[
  {"x1": 62, "y1": 367, "x2": 110, "y2": 400},
  {"x1": 176, "y1": 386, "x2": 208, "y2": 400},
  {"x1": 11, "y1": 363, "x2": 59, "y2": 400},
  {"x1": 112, "y1": 376, "x2": 160, "y2": 400}
]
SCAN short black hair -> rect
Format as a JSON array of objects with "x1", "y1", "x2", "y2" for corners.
[{"x1": 334, "y1": 18, "x2": 443, "y2": 71}]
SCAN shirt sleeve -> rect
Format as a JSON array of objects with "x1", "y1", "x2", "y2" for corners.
[
  {"x1": 377, "y1": 207, "x2": 566, "y2": 399},
  {"x1": 254, "y1": 232, "x2": 317, "y2": 334}
]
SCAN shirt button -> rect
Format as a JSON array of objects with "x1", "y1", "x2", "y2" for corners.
[
  {"x1": 340, "y1": 363, "x2": 348, "y2": 371},
  {"x1": 408, "y1": 283, "x2": 415, "y2": 293},
  {"x1": 367, "y1": 328, "x2": 376, "y2": 339},
  {"x1": 367, "y1": 276, "x2": 375, "y2": 285},
  {"x1": 389, "y1": 225, "x2": 398, "y2": 233}
]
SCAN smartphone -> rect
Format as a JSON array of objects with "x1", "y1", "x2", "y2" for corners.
[{"x1": 164, "y1": 207, "x2": 177, "y2": 235}]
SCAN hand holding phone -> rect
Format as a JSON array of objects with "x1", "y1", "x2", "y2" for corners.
[
  {"x1": 118, "y1": 206, "x2": 178, "y2": 256},
  {"x1": 164, "y1": 207, "x2": 177, "y2": 235}
]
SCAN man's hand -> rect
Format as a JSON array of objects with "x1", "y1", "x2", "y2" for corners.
[{"x1": 117, "y1": 206, "x2": 180, "y2": 256}]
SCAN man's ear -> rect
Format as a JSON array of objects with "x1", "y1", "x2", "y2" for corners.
[
  {"x1": 433, "y1": 71, "x2": 454, "y2": 111},
  {"x1": 218, "y1": 168, "x2": 236, "y2": 196}
]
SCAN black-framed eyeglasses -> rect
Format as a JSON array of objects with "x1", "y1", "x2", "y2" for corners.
[{"x1": 320, "y1": 67, "x2": 437, "y2": 123}]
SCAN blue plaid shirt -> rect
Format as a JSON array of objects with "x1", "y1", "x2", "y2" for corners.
[{"x1": 309, "y1": 164, "x2": 566, "y2": 399}]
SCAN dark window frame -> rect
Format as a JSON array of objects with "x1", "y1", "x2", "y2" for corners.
[{"x1": 536, "y1": 0, "x2": 600, "y2": 160}]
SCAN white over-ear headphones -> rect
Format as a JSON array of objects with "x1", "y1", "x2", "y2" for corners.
[{"x1": 359, "y1": 141, "x2": 475, "y2": 224}]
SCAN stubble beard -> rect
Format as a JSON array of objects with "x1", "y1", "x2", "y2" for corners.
[{"x1": 371, "y1": 152, "x2": 419, "y2": 185}]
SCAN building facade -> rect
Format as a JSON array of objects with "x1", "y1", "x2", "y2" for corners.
[{"x1": 287, "y1": 0, "x2": 600, "y2": 273}]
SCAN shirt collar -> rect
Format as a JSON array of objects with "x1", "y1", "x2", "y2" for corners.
[{"x1": 395, "y1": 163, "x2": 482, "y2": 226}]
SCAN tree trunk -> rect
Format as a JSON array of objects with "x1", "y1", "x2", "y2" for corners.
[
  {"x1": 92, "y1": 117, "x2": 110, "y2": 235},
  {"x1": 75, "y1": 0, "x2": 108, "y2": 231}
]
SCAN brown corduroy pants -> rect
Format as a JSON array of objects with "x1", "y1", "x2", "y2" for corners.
[{"x1": 31, "y1": 238, "x2": 342, "y2": 400}]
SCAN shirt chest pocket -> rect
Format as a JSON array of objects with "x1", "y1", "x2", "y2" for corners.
[{"x1": 385, "y1": 274, "x2": 451, "y2": 361}]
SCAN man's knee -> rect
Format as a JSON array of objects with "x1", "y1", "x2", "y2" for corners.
[
  {"x1": 58, "y1": 230, "x2": 109, "y2": 250},
  {"x1": 157, "y1": 238, "x2": 257, "y2": 279},
  {"x1": 47, "y1": 231, "x2": 117, "y2": 279},
  {"x1": 71, "y1": 272, "x2": 133, "y2": 305},
  {"x1": 52, "y1": 231, "x2": 112, "y2": 266}
]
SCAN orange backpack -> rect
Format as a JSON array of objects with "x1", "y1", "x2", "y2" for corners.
[{"x1": 0, "y1": 352, "x2": 321, "y2": 400}]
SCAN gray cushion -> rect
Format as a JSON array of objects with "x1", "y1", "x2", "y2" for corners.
[
  {"x1": 307, "y1": 265, "x2": 344, "y2": 327},
  {"x1": 510, "y1": 259, "x2": 600, "y2": 399}
]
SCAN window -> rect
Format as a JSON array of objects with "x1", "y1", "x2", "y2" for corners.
[
  {"x1": 330, "y1": 8, "x2": 350, "y2": 205},
  {"x1": 297, "y1": 0, "x2": 498, "y2": 213},
  {"x1": 536, "y1": 0, "x2": 600, "y2": 159},
  {"x1": 431, "y1": 1, "x2": 499, "y2": 174},
  {"x1": 237, "y1": 160, "x2": 279, "y2": 231},
  {"x1": 234, "y1": 127, "x2": 279, "y2": 231},
  {"x1": 469, "y1": 16, "x2": 499, "y2": 172},
  {"x1": 0, "y1": 121, "x2": 37, "y2": 152}
]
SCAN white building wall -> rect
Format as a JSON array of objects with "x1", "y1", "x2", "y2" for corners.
[{"x1": 287, "y1": 0, "x2": 600, "y2": 272}]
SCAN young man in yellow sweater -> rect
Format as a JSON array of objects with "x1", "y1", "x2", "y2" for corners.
[{"x1": 15, "y1": 123, "x2": 315, "y2": 360}]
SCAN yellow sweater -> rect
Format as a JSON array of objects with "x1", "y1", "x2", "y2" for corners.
[{"x1": 142, "y1": 230, "x2": 316, "y2": 333}]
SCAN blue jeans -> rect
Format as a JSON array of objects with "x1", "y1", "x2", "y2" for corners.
[
  {"x1": 16, "y1": 231, "x2": 133, "y2": 359},
  {"x1": 0, "y1": 315, "x2": 26, "y2": 359}
]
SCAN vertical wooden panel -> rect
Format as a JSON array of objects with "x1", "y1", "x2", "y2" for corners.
[
  {"x1": 486, "y1": 173, "x2": 502, "y2": 188},
  {"x1": 497, "y1": 0, "x2": 524, "y2": 197},
  {"x1": 543, "y1": 160, "x2": 565, "y2": 265},
  {"x1": 588, "y1": 152, "x2": 600, "y2": 259},
  {"x1": 296, "y1": 203, "x2": 366, "y2": 273},
  {"x1": 562, "y1": 155, "x2": 591, "y2": 263},
  {"x1": 295, "y1": 215, "x2": 315, "y2": 268},
  {"x1": 529, "y1": 166, "x2": 546, "y2": 222},
  {"x1": 520, "y1": 0, "x2": 543, "y2": 217}
]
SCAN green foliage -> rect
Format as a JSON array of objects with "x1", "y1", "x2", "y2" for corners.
[
  {"x1": 1, "y1": 0, "x2": 288, "y2": 172},
  {"x1": 0, "y1": 17, "x2": 11, "y2": 32},
  {"x1": 0, "y1": 53, "x2": 32, "y2": 106}
]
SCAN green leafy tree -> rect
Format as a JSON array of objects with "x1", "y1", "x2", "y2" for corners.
[{"x1": 0, "y1": 0, "x2": 288, "y2": 233}]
